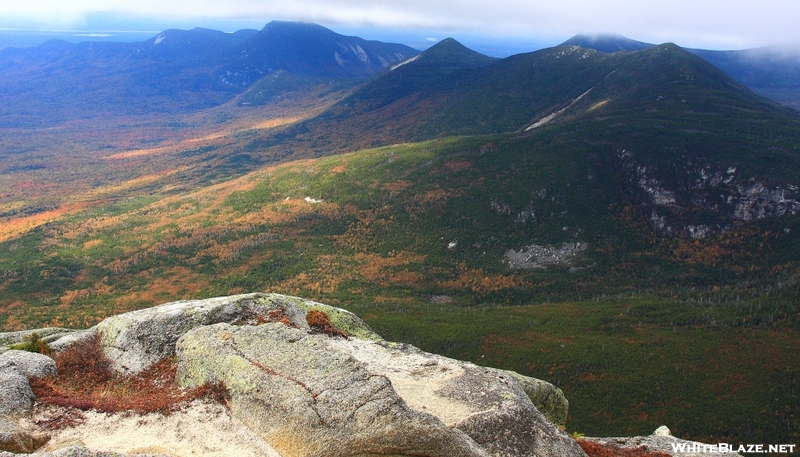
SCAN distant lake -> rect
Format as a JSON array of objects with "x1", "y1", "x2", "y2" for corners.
[{"x1": 0, "y1": 29, "x2": 160, "y2": 50}]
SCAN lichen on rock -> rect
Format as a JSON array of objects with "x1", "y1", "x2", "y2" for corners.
[
  {"x1": 1, "y1": 293, "x2": 583, "y2": 456},
  {"x1": 94, "y1": 293, "x2": 381, "y2": 375},
  {"x1": 176, "y1": 313, "x2": 584, "y2": 457},
  {"x1": 176, "y1": 322, "x2": 494, "y2": 457}
]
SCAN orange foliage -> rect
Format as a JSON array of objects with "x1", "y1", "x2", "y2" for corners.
[
  {"x1": 412, "y1": 188, "x2": 459, "y2": 208},
  {"x1": 401, "y1": 188, "x2": 463, "y2": 220},
  {"x1": 671, "y1": 239, "x2": 729, "y2": 266},
  {"x1": 102, "y1": 116, "x2": 301, "y2": 160},
  {"x1": 441, "y1": 265, "x2": 529, "y2": 294},
  {"x1": 372, "y1": 296, "x2": 415, "y2": 305},
  {"x1": 306, "y1": 310, "x2": 348, "y2": 338},
  {"x1": 443, "y1": 159, "x2": 473, "y2": 172},
  {"x1": 0, "y1": 93, "x2": 327, "y2": 248},
  {"x1": 670, "y1": 226, "x2": 774, "y2": 268},
  {"x1": 333, "y1": 213, "x2": 388, "y2": 251},
  {"x1": 273, "y1": 255, "x2": 359, "y2": 295},
  {"x1": 382, "y1": 180, "x2": 413, "y2": 193},
  {"x1": 354, "y1": 252, "x2": 427, "y2": 283},
  {"x1": 30, "y1": 334, "x2": 228, "y2": 417},
  {"x1": 389, "y1": 269, "x2": 425, "y2": 285},
  {"x1": 104, "y1": 145, "x2": 181, "y2": 160},
  {"x1": 252, "y1": 116, "x2": 303, "y2": 131},
  {"x1": 82, "y1": 168, "x2": 189, "y2": 201},
  {"x1": 192, "y1": 232, "x2": 277, "y2": 265},
  {"x1": 0, "y1": 300, "x2": 23, "y2": 314},
  {"x1": 0, "y1": 202, "x2": 92, "y2": 243},
  {"x1": 112, "y1": 267, "x2": 205, "y2": 308},
  {"x1": 81, "y1": 239, "x2": 103, "y2": 250},
  {"x1": 579, "y1": 372, "x2": 601, "y2": 382},
  {"x1": 270, "y1": 249, "x2": 429, "y2": 294}
]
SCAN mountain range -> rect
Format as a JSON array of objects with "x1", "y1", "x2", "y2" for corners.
[
  {"x1": 0, "y1": 21, "x2": 419, "y2": 128},
  {"x1": 565, "y1": 33, "x2": 800, "y2": 109},
  {"x1": 1, "y1": 22, "x2": 799, "y2": 130},
  {"x1": 0, "y1": 21, "x2": 798, "y2": 448}
]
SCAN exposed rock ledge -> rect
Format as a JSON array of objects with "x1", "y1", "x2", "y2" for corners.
[{"x1": 0, "y1": 293, "x2": 738, "y2": 456}]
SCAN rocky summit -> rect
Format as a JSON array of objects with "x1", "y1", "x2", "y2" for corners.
[{"x1": 0, "y1": 293, "x2": 739, "y2": 456}]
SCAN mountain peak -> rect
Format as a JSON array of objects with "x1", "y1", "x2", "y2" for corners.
[
  {"x1": 225, "y1": 21, "x2": 418, "y2": 83},
  {"x1": 561, "y1": 33, "x2": 653, "y2": 53},
  {"x1": 428, "y1": 37, "x2": 465, "y2": 49},
  {"x1": 262, "y1": 20, "x2": 325, "y2": 30},
  {"x1": 415, "y1": 37, "x2": 496, "y2": 68},
  {"x1": 145, "y1": 27, "x2": 257, "y2": 50},
  {"x1": 319, "y1": 38, "x2": 493, "y2": 118}
]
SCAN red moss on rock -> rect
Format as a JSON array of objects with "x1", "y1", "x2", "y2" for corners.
[
  {"x1": 306, "y1": 309, "x2": 349, "y2": 338},
  {"x1": 29, "y1": 334, "x2": 228, "y2": 420}
]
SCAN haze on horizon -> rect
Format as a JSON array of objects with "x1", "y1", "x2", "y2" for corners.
[{"x1": 1, "y1": 0, "x2": 799, "y2": 54}]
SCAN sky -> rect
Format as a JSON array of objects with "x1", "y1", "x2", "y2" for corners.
[{"x1": 1, "y1": 0, "x2": 799, "y2": 54}]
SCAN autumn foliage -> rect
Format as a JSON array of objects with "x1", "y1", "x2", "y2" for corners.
[
  {"x1": 30, "y1": 334, "x2": 228, "y2": 422},
  {"x1": 306, "y1": 309, "x2": 349, "y2": 338}
]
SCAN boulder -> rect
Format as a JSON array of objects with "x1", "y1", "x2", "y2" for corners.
[
  {"x1": 0, "y1": 351, "x2": 57, "y2": 453},
  {"x1": 95, "y1": 293, "x2": 380, "y2": 375},
  {"x1": 48, "y1": 331, "x2": 96, "y2": 353},
  {"x1": 176, "y1": 321, "x2": 585, "y2": 457},
  {"x1": 503, "y1": 369, "x2": 568, "y2": 427},
  {"x1": 1, "y1": 293, "x2": 580, "y2": 456},
  {"x1": 0, "y1": 350, "x2": 57, "y2": 379},
  {"x1": 0, "y1": 367, "x2": 35, "y2": 418},
  {"x1": 177, "y1": 323, "x2": 490, "y2": 457},
  {"x1": 0, "y1": 420, "x2": 50, "y2": 454},
  {"x1": 654, "y1": 425, "x2": 672, "y2": 436},
  {"x1": 93, "y1": 292, "x2": 566, "y2": 424},
  {"x1": 0, "y1": 365, "x2": 50, "y2": 453},
  {"x1": 334, "y1": 339, "x2": 580, "y2": 457}
]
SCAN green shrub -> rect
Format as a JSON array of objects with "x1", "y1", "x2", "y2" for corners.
[{"x1": 10, "y1": 332, "x2": 51, "y2": 355}]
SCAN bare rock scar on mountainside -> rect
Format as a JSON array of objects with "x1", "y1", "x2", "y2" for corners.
[{"x1": 504, "y1": 242, "x2": 588, "y2": 269}]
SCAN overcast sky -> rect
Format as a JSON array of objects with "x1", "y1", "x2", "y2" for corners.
[{"x1": 2, "y1": 0, "x2": 799, "y2": 51}]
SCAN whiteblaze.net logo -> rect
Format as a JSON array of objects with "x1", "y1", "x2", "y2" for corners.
[{"x1": 670, "y1": 443, "x2": 796, "y2": 454}]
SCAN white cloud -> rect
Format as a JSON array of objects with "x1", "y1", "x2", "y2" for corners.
[{"x1": 2, "y1": 0, "x2": 799, "y2": 49}]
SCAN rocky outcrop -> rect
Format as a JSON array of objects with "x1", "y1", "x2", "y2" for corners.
[
  {"x1": 177, "y1": 323, "x2": 492, "y2": 456},
  {"x1": 0, "y1": 351, "x2": 56, "y2": 453},
  {"x1": 176, "y1": 321, "x2": 582, "y2": 457},
  {"x1": 95, "y1": 293, "x2": 381, "y2": 375},
  {"x1": 733, "y1": 182, "x2": 800, "y2": 221},
  {"x1": 0, "y1": 366, "x2": 34, "y2": 419},
  {"x1": 0, "y1": 423, "x2": 50, "y2": 456},
  {"x1": 0, "y1": 351, "x2": 57, "y2": 381},
  {"x1": 504, "y1": 370, "x2": 569, "y2": 427},
  {"x1": 504, "y1": 242, "x2": 588, "y2": 269},
  {"x1": 0, "y1": 292, "x2": 734, "y2": 456},
  {"x1": 0, "y1": 293, "x2": 577, "y2": 456},
  {"x1": 613, "y1": 148, "x2": 800, "y2": 237}
]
